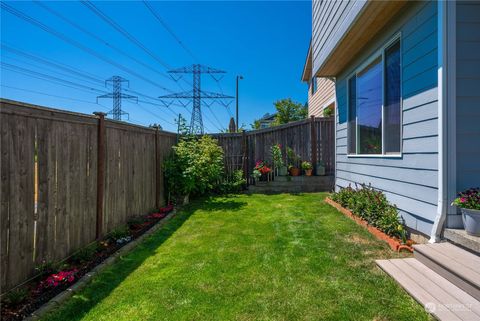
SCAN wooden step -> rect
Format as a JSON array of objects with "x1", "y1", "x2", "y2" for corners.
[
  {"x1": 376, "y1": 258, "x2": 480, "y2": 321},
  {"x1": 414, "y1": 243, "x2": 480, "y2": 301}
]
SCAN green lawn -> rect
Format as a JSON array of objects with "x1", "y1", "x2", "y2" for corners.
[{"x1": 42, "y1": 193, "x2": 430, "y2": 321}]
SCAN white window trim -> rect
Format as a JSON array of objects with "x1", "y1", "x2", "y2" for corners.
[{"x1": 346, "y1": 33, "x2": 403, "y2": 158}]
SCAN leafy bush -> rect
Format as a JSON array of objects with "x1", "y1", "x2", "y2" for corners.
[
  {"x1": 286, "y1": 147, "x2": 300, "y2": 168},
  {"x1": 331, "y1": 184, "x2": 405, "y2": 239},
  {"x1": 71, "y1": 243, "x2": 99, "y2": 264},
  {"x1": 4, "y1": 288, "x2": 28, "y2": 306},
  {"x1": 109, "y1": 226, "x2": 131, "y2": 241},
  {"x1": 165, "y1": 135, "x2": 224, "y2": 198},
  {"x1": 216, "y1": 170, "x2": 247, "y2": 194}
]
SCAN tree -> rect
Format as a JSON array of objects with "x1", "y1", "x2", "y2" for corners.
[
  {"x1": 251, "y1": 119, "x2": 261, "y2": 130},
  {"x1": 272, "y1": 98, "x2": 307, "y2": 126}
]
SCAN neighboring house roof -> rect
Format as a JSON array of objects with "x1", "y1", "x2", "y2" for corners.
[
  {"x1": 258, "y1": 113, "x2": 276, "y2": 122},
  {"x1": 301, "y1": 41, "x2": 312, "y2": 83}
]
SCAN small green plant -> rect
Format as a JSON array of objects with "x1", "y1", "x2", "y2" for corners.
[
  {"x1": 323, "y1": 106, "x2": 334, "y2": 117},
  {"x1": 109, "y1": 226, "x2": 131, "y2": 241},
  {"x1": 4, "y1": 288, "x2": 28, "y2": 306},
  {"x1": 270, "y1": 144, "x2": 284, "y2": 168},
  {"x1": 35, "y1": 259, "x2": 57, "y2": 275},
  {"x1": 286, "y1": 147, "x2": 300, "y2": 167},
  {"x1": 71, "y1": 243, "x2": 99, "y2": 264},
  {"x1": 301, "y1": 161, "x2": 312, "y2": 170},
  {"x1": 331, "y1": 184, "x2": 406, "y2": 240},
  {"x1": 217, "y1": 170, "x2": 247, "y2": 194}
]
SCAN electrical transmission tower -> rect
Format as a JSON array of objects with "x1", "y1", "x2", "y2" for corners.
[
  {"x1": 97, "y1": 76, "x2": 138, "y2": 121},
  {"x1": 159, "y1": 64, "x2": 233, "y2": 134}
]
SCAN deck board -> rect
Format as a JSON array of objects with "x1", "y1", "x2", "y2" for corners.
[
  {"x1": 414, "y1": 244, "x2": 480, "y2": 289},
  {"x1": 377, "y1": 259, "x2": 480, "y2": 321}
]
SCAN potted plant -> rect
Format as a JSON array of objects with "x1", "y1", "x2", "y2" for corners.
[
  {"x1": 286, "y1": 147, "x2": 301, "y2": 176},
  {"x1": 316, "y1": 161, "x2": 326, "y2": 176},
  {"x1": 271, "y1": 144, "x2": 287, "y2": 176},
  {"x1": 253, "y1": 160, "x2": 272, "y2": 181},
  {"x1": 452, "y1": 188, "x2": 480, "y2": 236},
  {"x1": 301, "y1": 161, "x2": 313, "y2": 176}
]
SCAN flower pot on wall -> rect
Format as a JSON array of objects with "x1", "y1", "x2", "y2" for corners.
[
  {"x1": 289, "y1": 167, "x2": 301, "y2": 176},
  {"x1": 461, "y1": 208, "x2": 480, "y2": 236},
  {"x1": 305, "y1": 169, "x2": 313, "y2": 176},
  {"x1": 316, "y1": 164, "x2": 326, "y2": 176},
  {"x1": 278, "y1": 166, "x2": 288, "y2": 176}
]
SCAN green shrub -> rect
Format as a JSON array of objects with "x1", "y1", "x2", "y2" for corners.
[
  {"x1": 109, "y1": 226, "x2": 131, "y2": 241},
  {"x1": 71, "y1": 243, "x2": 99, "y2": 264},
  {"x1": 331, "y1": 184, "x2": 405, "y2": 239},
  {"x1": 216, "y1": 170, "x2": 247, "y2": 194},
  {"x1": 4, "y1": 288, "x2": 28, "y2": 306},
  {"x1": 165, "y1": 135, "x2": 224, "y2": 198}
]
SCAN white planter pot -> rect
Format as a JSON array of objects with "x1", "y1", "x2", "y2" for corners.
[{"x1": 461, "y1": 208, "x2": 480, "y2": 236}]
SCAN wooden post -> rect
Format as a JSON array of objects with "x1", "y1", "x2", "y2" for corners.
[
  {"x1": 242, "y1": 130, "x2": 248, "y2": 182},
  {"x1": 93, "y1": 112, "x2": 106, "y2": 239},
  {"x1": 154, "y1": 126, "x2": 161, "y2": 210},
  {"x1": 310, "y1": 115, "x2": 317, "y2": 175}
]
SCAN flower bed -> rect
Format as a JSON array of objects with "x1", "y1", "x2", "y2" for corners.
[
  {"x1": 327, "y1": 184, "x2": 413, "y2": 252},
  {"x1": 0, "y1": 205, "x2": 174, "y2": 321}
]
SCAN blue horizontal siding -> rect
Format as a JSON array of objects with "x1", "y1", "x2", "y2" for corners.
[
  {"x1": 334, "y1": 1, "x2": 439, "y2": 236},
  {"x1": 455, "y1": 1, "x2": 480, "y2": 211}
]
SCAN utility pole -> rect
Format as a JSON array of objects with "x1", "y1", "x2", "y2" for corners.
[
  {"x1": 159, "y1": 64, "x2": 234, "y2": 134},
  {"x1": 236, "y1": 75, "x2": 243, "y2": 132},
  {"x1": 97, "y1": 76, "x2": 137, "y2": 121}
]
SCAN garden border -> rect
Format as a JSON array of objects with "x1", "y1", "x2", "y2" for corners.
[
  {"x1": 325, "y1": 197, "x2": 414, "y2": 253},
  {"x1": 24, "y1": 208, "x2": 179, "y2": 321}
]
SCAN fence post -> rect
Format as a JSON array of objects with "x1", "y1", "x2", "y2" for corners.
[
  {"x1": 242, "y1": 130, "x2": 248, "y2": 182},
  {"x1": 310, "y1": 115, "x2": 317, "y2": 175},
  {"x1": 93, "y1": 112, "x2": 106, "y2": 239},
  {"x1": 154, "y1": 126, "x2": 161, "y2": 209}
]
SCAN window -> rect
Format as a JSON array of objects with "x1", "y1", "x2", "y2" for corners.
[
  {"x1": 311, "y1": 77, "x2": 318, "y2": 95},
  {"x1": 347, "y1": 38, "x2": 401, "y2": 155}
]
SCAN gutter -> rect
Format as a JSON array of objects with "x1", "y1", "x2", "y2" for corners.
[{"x1": 430, "y1": 0, "x2": 450, "y2": 243}]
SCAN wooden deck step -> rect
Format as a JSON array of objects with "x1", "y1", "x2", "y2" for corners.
[
  {"x1": 377, "y1": 258, "x2": 480, "y2": 321},
  {"x1": 414, "y1": 243, "x2": 480, "y2": 300}
]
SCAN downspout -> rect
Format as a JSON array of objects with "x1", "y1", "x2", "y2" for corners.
[{"x1": 430, "y1": 0, "x2": 449, "y2": 243}]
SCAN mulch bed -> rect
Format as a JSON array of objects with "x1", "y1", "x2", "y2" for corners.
[
  {"x1": 1, "y1": 205, "x2": 174, "y2": 321},
  {"x1": 325, "y1": 198, "x2": 414, "y2": 253}
]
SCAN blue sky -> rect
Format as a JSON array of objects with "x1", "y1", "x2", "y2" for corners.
[{"x1": 1, "y1": 1, "x2": 311, "y2": 132}]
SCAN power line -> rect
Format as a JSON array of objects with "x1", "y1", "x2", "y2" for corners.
[
  {"x1": 81, "y1": 1, "x2": 171, "y2": 70},
  {"x1": 33, "y1": 1, "x2": 177, "y2": 86},
  {"x1": 0, "y1": 2, "x2": 173, "y2": 92},
  {"x1": 142, "y1": 1, "x2": 199, "y2": 62},
  {"x1": 3, "y1": 44, "x2": 188, "y2": 118}
]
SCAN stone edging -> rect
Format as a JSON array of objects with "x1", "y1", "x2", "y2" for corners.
[
  {"x1": 25, "y1": 209, "x2": 178, "y2": 321},
  {"x1": 324, "y1": 197, "x2": 414, "y2": 253}
]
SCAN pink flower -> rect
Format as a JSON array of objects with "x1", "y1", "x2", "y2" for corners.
[{"x1": 460, "y1": 197, "x2": 466, "y2": 203}]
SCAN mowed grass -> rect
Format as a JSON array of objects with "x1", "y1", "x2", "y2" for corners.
[{"x1": 42, "y1": 193, "x2": 431, "y2": 321}]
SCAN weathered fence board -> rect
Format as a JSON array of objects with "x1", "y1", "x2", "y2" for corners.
[{"x1": 0, "y1": 100, "x2": 176, "y2": 293}]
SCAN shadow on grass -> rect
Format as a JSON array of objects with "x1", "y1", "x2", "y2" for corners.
[
  {"x1": 198, "y1": 195, "x2": 247, "y2": 212},
  {"x1": 43, "y1": 204, "x2": 199, "y2": 321}
]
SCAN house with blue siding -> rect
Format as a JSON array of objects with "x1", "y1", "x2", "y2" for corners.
[{"x1": 309, "y1": 0, "x2": 480, "y2": 243}]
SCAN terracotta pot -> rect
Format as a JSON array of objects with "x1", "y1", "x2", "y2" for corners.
[
  {"x1": 289, "y1": 167, "x2": 301, "y2": 176},
  {"x1": 305, "y1": 169, "x2": 313, "y2": 176}
]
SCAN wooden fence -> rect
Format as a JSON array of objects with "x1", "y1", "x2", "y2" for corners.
[
  {"x1": 1, "y1": 99, "x2": 334, "y2": 293},
  {"x1": 212, "y1": 116, "x2": 335, "y2": 184},
  {"x1": 0, "y1": 100, "x2": 176, "y2": 293}
]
